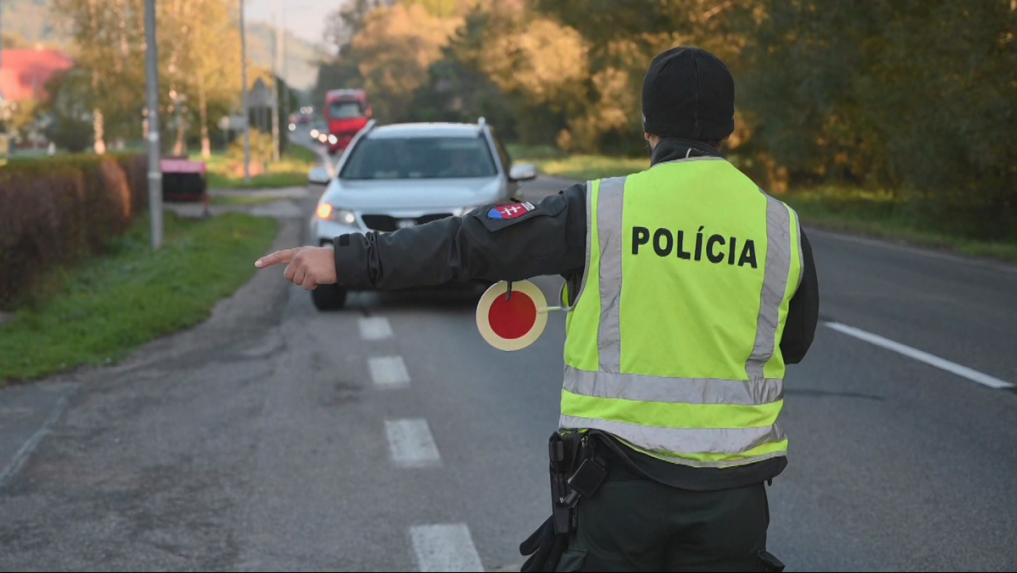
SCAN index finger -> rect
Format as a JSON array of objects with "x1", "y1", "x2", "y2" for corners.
[{"x1": 255, "y1": 248, "x2": 297, "y2": 269}]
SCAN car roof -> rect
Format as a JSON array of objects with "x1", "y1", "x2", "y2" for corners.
[
  {"x1": 367, "y1": 123, "x2": 483, "y2": 140},
  {"x1": 327, "y1": 89, "x2": 365, "y2": 99}
]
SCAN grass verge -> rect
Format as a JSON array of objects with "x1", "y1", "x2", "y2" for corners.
[
  {"x1": 782, "y1": 187, "x2": 1017, "y2": 262},
  {"x1": 510, "y1": 145, "x2": 648, "y2": 181},
  {"x1": 0, "y1": 212, "x2": 279, "y2": 383},
  {"x1": 210, "y1": 194, "x2": 291, "y2": 207},
  {"x1": 199, "y1": 145, "x2": 319, "y2": 190}
]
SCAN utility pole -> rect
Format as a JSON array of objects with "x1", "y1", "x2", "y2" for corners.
[
  {"x1": 144, "y1": 0, "x2": 164, "y2": 249},
  {"x1": 270, "y1": 0, "x2": 281, "y2": 161},
  {"x1": 281, "y1": 9, "x2": 290, "y2": 147},
  {"x1": 240, "y1": 0, "x2": 251, "y2": 183},
  {"x1": 1, "y1": 0, "x2": 6, "y2": 154}
]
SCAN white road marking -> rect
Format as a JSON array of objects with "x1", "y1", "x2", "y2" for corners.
[
  {"x1": 410, "y1": 524, "x2": 484, "y2": 572},
  {"x1": 368, "y1": 356, "x2": 410, "y2": 389},
  {"x1": 825, "y1": 322, "x2": 1015, "y2": 389},
  {"x1": 0, "y1": 394, "x2": 71, "y2": 489},
  {"x1": 358, "y1": 317, "x2": 393, "y2": 341},
  {"x1": 385, "y1": 419, "x2": 441, "y2": 469}
]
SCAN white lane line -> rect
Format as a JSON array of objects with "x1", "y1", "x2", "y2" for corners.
[
  {"x1": 410, "y1": 524, "x2": 484, "y2": 572},
  {"x1": 825, "y1": 322, "x2": 1015, "y2": 389},
  {"x1": 358, "y1": 317, "x2": 393, "y2": 341},
  {"x1": 385, "y1": 419, "x2": 441, "y2": 469},
  {"x1": 368, "y1": 356, "x2": 410, "y2": 389}
]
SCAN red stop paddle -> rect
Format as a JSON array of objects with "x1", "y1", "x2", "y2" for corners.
[{"x1": 476, "y1": 281, "x2": 551, "y2": 351}]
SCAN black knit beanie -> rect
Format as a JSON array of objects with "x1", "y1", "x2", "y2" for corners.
[{"x1": 642, "y1": 47, "x2": 735, "y2": 141}]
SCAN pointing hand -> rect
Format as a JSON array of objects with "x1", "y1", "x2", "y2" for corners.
[{"x1": 255, "y1": 247, "x2": 338, "y2": 290}]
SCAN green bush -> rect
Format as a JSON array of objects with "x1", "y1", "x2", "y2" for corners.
[
  {"x1": 44, "y1": 116, "x2": 94, "y2": 153},
  {"x1": 0, "y1": 154, "x2": 148, "y2": 309},
  {"x1": 227, "y1": 129, "x2": 275, "y2": 165}
]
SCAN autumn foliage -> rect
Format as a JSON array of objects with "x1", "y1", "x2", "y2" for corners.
[{"x1": 315, "y1": 0, "x2": 1017, "y2": 240}]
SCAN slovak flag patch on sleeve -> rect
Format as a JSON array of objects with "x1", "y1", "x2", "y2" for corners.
[{"x1": 488, "y1": 202, "x2": 536, "y2": 220}]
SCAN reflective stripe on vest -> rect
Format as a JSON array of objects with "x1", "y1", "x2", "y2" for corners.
[{"x1": 560, "y1": 158, "x2": 802, "y2": 469}]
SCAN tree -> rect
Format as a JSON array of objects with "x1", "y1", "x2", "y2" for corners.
[
  {"x1": 1, "y1": 33, "x2": 32, "y2": 49},
  {"x1": 349, "y1": 3, "x2": 462, "y2": 121},
  {"x1": 8, "y1": 98, "x2": 41, "y2": 143},
  {"x1": 52, "y1": 0, "x2": 148, "y2": 151},
  {"x1": 739, "y1": 0, "x2": 1017, "y2": 236},
  {"x1": 407, "y1": 45, "x2": 515, "y2": 134},
  {"x1": 50, "y1": 0, "x2": 243, "y2": 155},
  {"x1": 452, "y1": 7, "x2": 588, "y2": 145},
  {"x1": 317, "y1": 0, "x2": 1015, "y2": 240},
  {"x1": 42, "y1": 67, "x2": 96, "y2": 152},
  {"x1": 178, "y1": 0, "x2": 242, "y2": 158},
  {"x1": 312, "y1": 0, "x2": 387, "y2": 109}
]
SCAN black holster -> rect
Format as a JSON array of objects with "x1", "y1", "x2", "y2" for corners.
[
  {"x1": 520, "y1": 433, "x2": 609, "y2": 572},
  {"x1": 548, "y1": 432, "x2": 608, "y2": 535}
]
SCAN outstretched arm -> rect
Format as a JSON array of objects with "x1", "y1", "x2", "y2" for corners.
[{"x1": 257, "y1": 184, "x2": 588, "y2": 290}]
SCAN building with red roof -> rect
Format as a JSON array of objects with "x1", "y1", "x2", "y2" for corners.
[{"x1": 0, "y1": 49, "x2": 74, "y2": 104}]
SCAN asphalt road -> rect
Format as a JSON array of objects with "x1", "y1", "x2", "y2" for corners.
[{"x1": 1, "y1": 170, "x2": 1016, "y2": 571}]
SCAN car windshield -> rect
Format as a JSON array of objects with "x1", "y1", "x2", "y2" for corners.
[
  {"x1": 330, "y1": 101, "x2": 364, "y2": 119},
  {"x1": 340, "y1": 136, "x2": 498, "y2": 180}
]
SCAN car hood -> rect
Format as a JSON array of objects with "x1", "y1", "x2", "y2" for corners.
[{"x1": 325, "y1": 177, "x2": 501, "y2": 211}]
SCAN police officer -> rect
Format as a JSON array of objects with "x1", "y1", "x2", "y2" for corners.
[{"x1": 257, "y1": 46, "x2": 819, "y2": 572}]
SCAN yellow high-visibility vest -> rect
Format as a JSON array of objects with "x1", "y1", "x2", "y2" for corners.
[{"x1": 562, "y1": 157, "x2": 803, "y2": 468}]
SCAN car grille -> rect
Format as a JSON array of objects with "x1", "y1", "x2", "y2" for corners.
[{"x1": 361, "y1": 213, "x2": 454, "y2": 232}]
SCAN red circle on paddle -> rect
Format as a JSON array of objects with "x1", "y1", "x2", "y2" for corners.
[{"x1": 488, "y1": 292, "x2": 538, "y2": 340}]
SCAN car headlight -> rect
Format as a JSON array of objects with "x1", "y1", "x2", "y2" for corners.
[
  {"x1": 328, "y1": 134, "x2": 338, "y2": 145},
  {"x1": 316, "y1": 204, "x2": 357, "y2": 225},
  {"x1": 310, "y1": 129, "x2": 319, "y2": 137}
]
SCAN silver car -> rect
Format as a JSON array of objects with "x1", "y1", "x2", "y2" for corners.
[{"x1": 306, "y1": 119, "x2": 538, "y2": 310}]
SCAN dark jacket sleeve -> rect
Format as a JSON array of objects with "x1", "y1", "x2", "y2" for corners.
[
  {"x1": 779, "y1": 229, "x2": 820, "y2": 364},
  {"x1": 332, "y1": 184, "x2": 588, "y2": 290}
]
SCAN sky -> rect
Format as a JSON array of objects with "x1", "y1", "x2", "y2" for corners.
[{"x1": 244, "y1": 0, "x2": 348, "y2": 48}]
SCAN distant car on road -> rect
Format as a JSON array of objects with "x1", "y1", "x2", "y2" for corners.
[
  {"x1": 289, "y1": 113, "x2": 314, "y2": 132},
  {"x1": 306, "y1": 119, "x2": 538, "y2": 310}
]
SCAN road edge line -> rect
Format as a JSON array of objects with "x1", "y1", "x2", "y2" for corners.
[
  {"x1": 0, "y1": 393, "x2": 72, "y2": 489},
  {"x1": 825, "y1": 322, "x2": 1014, "y2": 389}
]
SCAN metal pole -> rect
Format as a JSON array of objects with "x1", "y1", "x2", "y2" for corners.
[
  {"x1": 0, "y1": 0, "x2": 4, "y2": 71},
  {"x1": 270, "y1": 0, "x2": 280, "y2": 161},
  {"x1": 1, "y1": 0, "x2": 5, "y2": 151},
  {"x1": 144, "y1": 0, "x2": 164, "y2": 249},
  {"x1": 281, "y1": 8, "x2": 289, "y2": 150},
  {"x1": 240, "y1": 0, "x2": 251, "y2": 183}
]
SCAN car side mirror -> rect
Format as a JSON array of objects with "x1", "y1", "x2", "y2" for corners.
[
  {"x1": 308, "y1": 167, "x2": 331, "y2": 186},
  {"x1": 509, "y1": 163, "x2": 538, "y2": 182}
]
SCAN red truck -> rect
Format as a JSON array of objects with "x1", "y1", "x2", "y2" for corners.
[{"x1": 324, "y1": 89, "x2": 372, "y2": 155}]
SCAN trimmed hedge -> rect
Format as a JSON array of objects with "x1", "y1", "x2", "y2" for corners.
[{"x1": 0, "y1": 154, "x2": 148, "y2": 309}]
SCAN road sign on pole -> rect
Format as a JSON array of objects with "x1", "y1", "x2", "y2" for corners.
[{"x1": 144, "y1": 0, "x2": 164, "y2": 249}]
